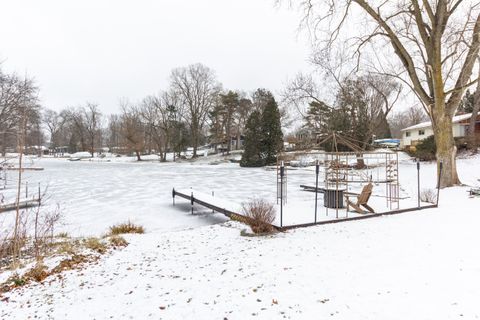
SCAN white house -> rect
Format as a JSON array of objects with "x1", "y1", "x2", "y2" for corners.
[{"x1": 401, "y1": 113, "x2": 480, "y2": 147}]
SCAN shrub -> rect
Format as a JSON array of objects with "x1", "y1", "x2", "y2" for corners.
[
  {"x1": 242, "y1": 199, "x2": 276, "y2": 234},
  {"x1": 109, "y1": 235, "x2": 128, "y2": 248},
  {"x1": 84, "y1": 237, "x2": 107, "y2": 254},
  {"x1": 421, "y1": 188, "x2": 437, "y2": 204},
  {"x1": 24, "y1": 263, "x2": 48, "y2": 282},
  {"x1": 412, "y1": 135, "x2": 436, "y2": 161},
  {"x1": 56, "y1": 232, "x2": 69, "y2": 238},
  {"x1": 108, "y1": 221, "x2": 145, "y2": 235},
  {"x1": 10, "y1": 274, "x2": 26, "y2": 287}
]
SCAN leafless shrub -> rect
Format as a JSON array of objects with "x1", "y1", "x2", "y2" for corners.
[
  {"x1": 421, "y1": 189, "x2": 437, "y2": 204},
  {"x1": 242, "y1": 199, "x2": 276, "y2": 234},
  {"x1": 56, "y1": 232, "x2": 69, "y2": 238},
  {"x1": 33, "y1": 203, "x2": 62, "y2": 261},
  {"x1": 0, "y1": 213, "x2": 28, "y2": 268},
  {"x1": 108, "y1": 221, "x2": 144, "y2": 235}
]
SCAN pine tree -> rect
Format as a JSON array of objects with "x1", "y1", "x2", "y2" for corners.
[
  {"x1": 240, "y1": 111, "x2": 264, "y2": 167},
  {"x1": 260, "y1": 96, "x2": 283, "y2": 165}
]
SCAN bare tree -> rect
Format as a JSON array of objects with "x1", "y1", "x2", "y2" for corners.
[
  {"x1": 287, "y1": 1, "x2": 480, "y2": 187},
  {"x1": 83, "y1": 103, "x2": 102, "y2": 156},
  {"x1": 140, "y1": 95, "x2": 172, "y2": 161},
  {"x1": 169, "y1": 63, "x2": 221, "y2": 157},
  {"x1": 65, "y1": 108, "x2": 87, "y2": 152},
  {"x1": 120, "y1": 102, "x2": 145, "y2": 161},
  {"x1": 0, "y1": 70, "x2": 38, "y2": 156},
  {"x1": 42, "y1": 108, "x2": 70, "y2": 151},
  {"x1": 106, "y1": 114, "x2": 122, "y2": 153},
  {"x1": 389, "y1": 105, "x2": 429, "y2": 138}
]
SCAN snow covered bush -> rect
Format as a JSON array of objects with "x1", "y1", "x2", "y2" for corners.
[
  {"x1": 242, "y1": 199, "x2": 276, "y2": 234},
  {"x1": 421, "y1": 188, "x2": 437, "y2": 204}
]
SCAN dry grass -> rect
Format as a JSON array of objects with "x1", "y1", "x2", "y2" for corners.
[
  {"x1": 55, "y1": 240, "x2": 77, "y2": 256},
  {"x1": 50, "y1": 254, "x2": 91, "y2": 274},
  {"x1": 421, "y1": 188, "x2": 437, "y2": 204},
  {"x1": 24, "y1": 263, "x2": 48, "y2": 282},
  {"x1": 108, "y1": 221, "x2": 145, "y2": 235},
  {"x1": 242, "y1": 199, "x2": 276, "y2": 234},
  {"x1": 84, "y1": 237, "x2": 107, "y2": 254},
  {"x1": 109, "y1": 235, "x2": 128, "y2": 248}
]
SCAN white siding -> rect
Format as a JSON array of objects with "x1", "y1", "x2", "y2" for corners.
[
  {"x1": 401, "y1": 123, "x2": 465, "y2": 147},
  {"x1": 401, "y1": 127, "x2": 434, "y2": 147}
]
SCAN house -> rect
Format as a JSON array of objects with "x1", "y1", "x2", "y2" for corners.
[
  {"x1": 210, "y1": 135, "x2": 245, "y2": 153},
  {"x1": 401, "y1": 113, "x2": 480, "y2": 147}
]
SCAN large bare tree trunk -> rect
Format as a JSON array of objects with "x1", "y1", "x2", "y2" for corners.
[{"x1": 432, "y1": 110, "x2": 460, "y2": 186}]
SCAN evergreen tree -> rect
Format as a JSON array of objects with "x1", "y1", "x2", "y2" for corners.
[
  {"x1": 240, "y1": 111, "x2": 264, "y2": 167},
  {"x1": 261, "y1": 96, "x2": 283, "y2": 165}
]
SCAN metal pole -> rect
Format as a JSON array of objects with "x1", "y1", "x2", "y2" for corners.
[
  {"x1": 280, "y1": 162, "x2": 284, "y2": 227},
  {"x1": 417, "y1": 160, "x2": 420, "y2": 208},
  {"x1": 315, "y1": 160, "x2": 319, "y2": 223},
  {"x1": 436, "y1": 162, "x2": 443, "y2": 206}
]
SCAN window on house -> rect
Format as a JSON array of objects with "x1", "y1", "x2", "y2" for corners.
[
  {"x1": 405, "y1": 132, "x2": 411, "y2": 137},
  {"x1": 419, "y1": 130, "x2": 425, "y2": 136}
]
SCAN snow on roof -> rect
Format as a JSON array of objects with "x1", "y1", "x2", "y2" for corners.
[{"x1": 401, "y1": 113, "x2": 473, "y2": 131}]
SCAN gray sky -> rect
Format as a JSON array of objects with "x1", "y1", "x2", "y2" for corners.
[{"x1": 0, "y1": 0, "x2": 312, "y2": 114}]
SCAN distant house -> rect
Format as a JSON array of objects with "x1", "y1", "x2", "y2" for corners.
[
  {"x1": 401, "y1": 113, "x2": 480, "y2": 147},
  {"x1": 210, "y1": 135, "x2": 245, "y2": 153}
]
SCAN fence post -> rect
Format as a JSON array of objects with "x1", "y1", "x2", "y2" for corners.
[
  {"x1": 417, "y1": 160, "x2": 420, "y2": 208},
  {"x1": 436, "y1": 162, "x2": 443, "y2": 206},
  {"x1": 172, "y1": 188, "x2": 175, "y2": 206},
  {"x1": 315, "y1": 160, "x2": 319, "y2": 223},
  {"x1": 280, "y1": 162, "x2": 284, "y2": 228}
]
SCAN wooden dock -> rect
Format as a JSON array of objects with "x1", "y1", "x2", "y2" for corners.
[
  {"x1": 0, "y1": 199, "x2": 41, "y2": 213},
  {"x1": 5, "y1": 167, "x2": 44, "y2": 171},
  {"x1": 172, "y1": 188, "x2": 276, "y2": 228}
]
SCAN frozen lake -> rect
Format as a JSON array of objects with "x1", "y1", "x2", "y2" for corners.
[{"x1": 0, "y1": 155, "x2": 447, "y2": 236}]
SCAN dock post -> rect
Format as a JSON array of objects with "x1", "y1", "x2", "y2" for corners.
[
  {"x1": 212, "y1": 191, "x2": 215, "y2": 213},
  {"x1": 191, "y1": 192, "x2": 194, "y2": 215}
]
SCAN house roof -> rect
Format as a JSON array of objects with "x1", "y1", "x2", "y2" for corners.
[{"x1": 401, "y1": 113, "x2": 473, "y2": 131}]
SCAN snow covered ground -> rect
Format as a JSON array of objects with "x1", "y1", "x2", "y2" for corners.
[{"x1": 1, "y1": 153, "x2": 480, "y2": 319}]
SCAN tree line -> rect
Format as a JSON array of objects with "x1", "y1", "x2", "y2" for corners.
[{"x1": 1, "y1": 63, "x2": 284, "y2": 164}]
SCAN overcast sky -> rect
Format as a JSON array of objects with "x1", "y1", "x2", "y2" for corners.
[{"x1": 0, "y1": 0, "x2": 312, "y2": 114}]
